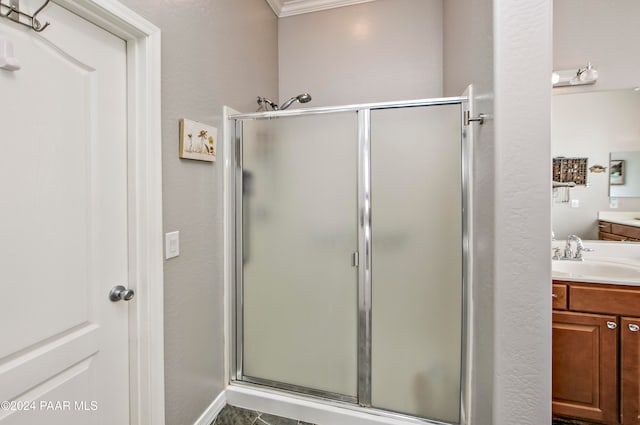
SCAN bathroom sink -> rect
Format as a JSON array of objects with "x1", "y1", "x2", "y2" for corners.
[{"x1": 552, "y1": 259, "x2": 640, "y2": 281}]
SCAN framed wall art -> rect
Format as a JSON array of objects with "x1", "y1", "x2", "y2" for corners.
[
  {"x1": 610, "y1": 159, "x2": 625, "y2": 185},
  {"x1": 179, "y1": 118, "x2": 217, "y2": 162}
]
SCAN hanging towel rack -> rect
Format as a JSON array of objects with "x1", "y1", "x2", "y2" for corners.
[{"x1": 0, "y1": 0, "x2": 51, "y2": 32}]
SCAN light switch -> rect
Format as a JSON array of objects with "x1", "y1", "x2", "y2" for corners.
[
  {"x1": 570, "y1": 199, "x2": 579, "y2": 208},
  {"x1": 165, "y1": 231, "x2": 180, "y2": 259},
  {"x1": 610, "y1": 197, "x2": 619, "y2": 209}
]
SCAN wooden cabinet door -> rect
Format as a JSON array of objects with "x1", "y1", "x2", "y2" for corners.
[
  {"x1": 622, "y1": 317, "x2": 640, "y2": 425},
  {"x1": 553, "y1": 284, "x2": 568, "y2": 310},
  {"x1": 553, "y1": 311, "x2": 618, "y2": 423}
]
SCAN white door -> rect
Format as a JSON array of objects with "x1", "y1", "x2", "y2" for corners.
[{"x1": 0, "y1": 2, "x2": 129, "y2": 424}]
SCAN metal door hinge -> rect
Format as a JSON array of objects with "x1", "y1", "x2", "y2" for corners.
[
  {"x1": 8, "y1": 0, "x2": 19, "y2": 22},
  {"x1": 464, "y1": 110, "x2": 486, "y2": 126}
]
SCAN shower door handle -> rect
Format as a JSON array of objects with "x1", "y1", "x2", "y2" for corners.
[{"x1": 352, "y1": 251, "x2": 359, "y2": 267}]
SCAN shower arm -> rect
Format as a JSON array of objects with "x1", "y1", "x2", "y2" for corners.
[
  {"x1": 279, "y1": 97, "x2": 297, "y2": 110},
  {"x1": 256, "y1": 96, "x2": 279, "y2": 111}
]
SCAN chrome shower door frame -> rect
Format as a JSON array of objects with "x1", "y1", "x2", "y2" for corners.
[{"x1": 228, "y1": 96, "x2": 471, "y2": 425}]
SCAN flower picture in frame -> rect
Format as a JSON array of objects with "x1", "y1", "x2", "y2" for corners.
[
  {"x1": 179, "y1": 118, "x2": 217, "y2": 162},
  {"x1": 610, "y1": 159, "x2": 625, "y2": 185}
]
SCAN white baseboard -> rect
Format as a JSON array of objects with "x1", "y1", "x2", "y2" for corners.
[{"x1": 193, "y1": 390, "x2": 227, "y2": 425}]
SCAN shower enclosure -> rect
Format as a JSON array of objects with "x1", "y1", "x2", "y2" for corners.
[{"x1": 228, "y1": 97, "x2": 470, "y2": 425}]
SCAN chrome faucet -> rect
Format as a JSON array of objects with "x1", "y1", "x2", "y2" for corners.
[
  {"x1": 565, "y1": 235, "x2": 584, "y2": 259},
  {"x1": 555, "y1": 235, "x2": 593, "y2": 261}
]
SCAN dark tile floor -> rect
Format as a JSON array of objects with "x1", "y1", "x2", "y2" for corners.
[{"x1": 212, "y1": 405, "x2": 316, "y2": 425}]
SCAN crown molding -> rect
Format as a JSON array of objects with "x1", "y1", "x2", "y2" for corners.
[
  {"x1": 265, "y1": 0, "x2": 376, "y2": 17},
  {"x1": 265, "y1": 0, "x2": 285, "y2": 16}
]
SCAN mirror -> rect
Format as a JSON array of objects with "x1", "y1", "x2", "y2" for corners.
[{"x1": 552, "y1": 89, "x2": 640, "y2": 239}]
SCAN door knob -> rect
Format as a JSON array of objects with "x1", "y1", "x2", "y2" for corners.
[{"x1": 109, "y1": 285, "x2": 135, "y2": 302}]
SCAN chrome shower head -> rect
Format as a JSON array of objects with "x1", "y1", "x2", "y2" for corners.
[
  {"x1": 279, "y1": 93, "x2": 312, "y2": 110},
  {"x1": 297, "y1": 93, "x2": 312, "y2": 103}
]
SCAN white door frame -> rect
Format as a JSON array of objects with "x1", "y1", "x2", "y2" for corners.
[{"x1": 50, "y1": 0, "x2": 165, "y2": 424}]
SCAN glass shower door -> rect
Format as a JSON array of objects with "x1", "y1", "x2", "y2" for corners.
[
  {"x1": 240, "y1": 112, "x2": 359, "y2": 398},
  {"x1": 370, "y1": 105, "x2": 463, "y2": 423}
]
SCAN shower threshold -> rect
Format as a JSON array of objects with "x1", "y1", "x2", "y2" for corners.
[{"x1": 226, "y1": 381, "x2": 457, "y2": 425}]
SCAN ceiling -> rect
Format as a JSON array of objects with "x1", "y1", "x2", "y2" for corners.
[{"x1": 265, "y1": 0, "x2": 376, "y2": 17}]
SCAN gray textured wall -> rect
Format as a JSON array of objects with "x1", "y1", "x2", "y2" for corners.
[
  {"x1": 445, "y1": 0, "x2": 552, "y2": 424},
  {"x1": 492, "y1": 0, "x2": 552, "y2": 422},
  {"x1": 278, "y1": 0, "x2": 444, "y2": 106},
  {"x1": 114, "y1": 1, "x2": 278, "y2": 424}
]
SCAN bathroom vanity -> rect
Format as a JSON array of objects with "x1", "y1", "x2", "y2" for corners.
[
  {"x1": 599, "y1": 221, "x2": 640, "y2": 242},
  {"x1": 552, "y1": 280, "x2": 640, "y2": 424},
  {"x1": 552, "y1": 241, "x2": 640, "y2": 425},
  {"x1": 599, "y1": 213, "x2": 640, "y2": 242}
]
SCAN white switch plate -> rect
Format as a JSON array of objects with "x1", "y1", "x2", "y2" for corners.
[
  {"x1": 610, "y1": 197, "x2": 619, "y2": 209},
  {"x1": 165, "y1": 231, "x2": 180, "y2": 259},
  {"x1": 570, "y1": 199, "x2": 579, "y2": 208},
  {"x1": 0, "y1": 37, "x2": 21, "y2": 71}
]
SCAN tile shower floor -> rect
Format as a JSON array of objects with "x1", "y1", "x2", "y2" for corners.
[{"x1": 212, "y1": 405, "x2": 315, "y2": 425}]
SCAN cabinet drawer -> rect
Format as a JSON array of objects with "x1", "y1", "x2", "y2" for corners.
[
  {"x1": 571, "y1": 286, "x2": 640, "y2": 316},
  {"x1": 553, "y1": 284, "x2": 568, "y2": 310},
  {"x1": 599, "y1": 221, "x2": 612, "y2": 234},
  {"x1": 612, "y1": 223, "x2": 640, "y2": 240},
  {"x1": 599, "y1": 231, "x2": 629, "y2": 241}
]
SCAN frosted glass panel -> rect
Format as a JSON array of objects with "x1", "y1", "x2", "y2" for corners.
[
  {"x1": 370, "y1": 105, "x2": 462, "y2": 423},
  {"x1": 242, "y1": 113, "x2": 358, "y2": 397}
]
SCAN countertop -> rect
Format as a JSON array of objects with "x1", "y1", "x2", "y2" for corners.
[
  {"x1": 552, "y1": 240, "x2": 640, "y2": 286},
  {"x1": 598, "y1": 211, "x2": 640, "y2": 228}
]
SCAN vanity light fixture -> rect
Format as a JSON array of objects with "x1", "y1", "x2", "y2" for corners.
[{"x1": 552, "y1": 62, "x2": 599, "y2": 87}]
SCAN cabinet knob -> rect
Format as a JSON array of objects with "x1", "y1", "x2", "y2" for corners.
[
  {"x1": 552, "y1": 294, "x2": 558, "y2": 299},
  {"x1": 607, "y1": 321, "x2": 617, "y2": 330},
  {"x1": 629, "y1": 324, "x2": 640, "y2": 332}
]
